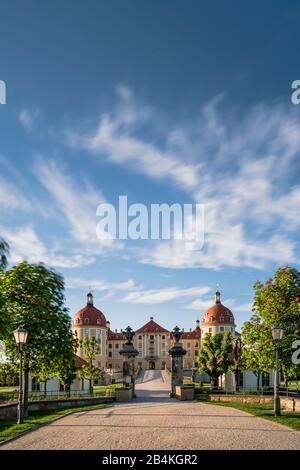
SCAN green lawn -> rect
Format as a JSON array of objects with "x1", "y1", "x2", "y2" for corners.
[
  {"x1": 208, "y1": 400, "x2": 300, "y2": 431},
  {"x1": 93, "y1": 383, "x2": 123, "y2": 395},
  {"x1": 0, "y1": 403, "x2": 110, "y2": 443},
  {"x1": 0, "y1": 386, "x2": 18, "y2": 393}
]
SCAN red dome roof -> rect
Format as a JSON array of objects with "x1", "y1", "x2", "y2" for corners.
[
  {"x1": 74, "y1": 293, "x2": 107, "y2": 327},
  {"x1": 202, "y1": 291, "x2": 235, "y2": 326}
]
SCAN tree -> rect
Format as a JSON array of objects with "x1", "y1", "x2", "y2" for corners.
[
  {"x1": 241, "y1": 312, "x2": 274, "y2": 389},
  {"x1": 0, "y1": 361, "x2": 19, "y2": 386},
  {"x1": 57, "y1": 356, "x2": 77, "y2": 395},
  {"x1": 197, "y1": 332, "x2": 234, "y2": 387},
  {"x1": 0, "y1": 261, "x2": 77, "y2": 415},
  {"x1": 251, "y1": 266, "x2": 300, "y2": 386},
  {"x1": 79, "y1": 336, "x2": 103, "y2": 395},
  {"x1": 229, "y1": 336, "x2": 245, "y2": 391},
  {"x1": 0, "y1": 238, "x2": 9, "y2": 271}
]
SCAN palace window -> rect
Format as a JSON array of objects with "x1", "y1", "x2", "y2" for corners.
[
  {"x1": 108, "y1": 352, "x2": 112, "y2": 358},
  {"x1": 209, "y1": 327, "x2": 212, "y2": 333},
  {"x1": 220, "y1": 326, "x2": 224, "y2": 332},
  {"x1": 96, "y1": 329, "x2": 101, "y2": 344},
  {"x1": 115, "y1": 344, "x2": 119, "y2": 349},
  {"x1": 262, "y1": 373, "x2": 270, "y2": 387},
  {"x1": 108, "y1": 343, "x2": 112, "y2": 349}
]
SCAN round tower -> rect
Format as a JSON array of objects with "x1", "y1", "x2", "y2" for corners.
[
  {"x1": 201, "y1": 291, "x2": 235, "y2": 337},
  {"x1": 72, "y1": 292, "x2": 109, "y2": 369}
]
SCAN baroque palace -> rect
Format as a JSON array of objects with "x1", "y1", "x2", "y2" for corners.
[{"x1": 72, "y1": 290, "x2": 236, "y2": 372}]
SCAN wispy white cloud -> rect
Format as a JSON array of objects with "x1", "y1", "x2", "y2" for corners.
[
  {"x1": 34, "y1": 158, "x2": 121, "y2": 256},
  {"x1": 121, "y1": 285, "x2": 211, "y2": 304},
  {"x1": 0, "y1": 176, "x2": 32, "y2": 212},
  {"x1": 66, "y1": 276, "x2": 136, "y2": 292},
  {"x1": 68, "y1": 85, "x2": 200, "y2": 190},
  {"x1": 63, "y1": 85, "x2": 300, "y2": 270},
  {"x1": 0, "y1": 225, "x2": 94, "y2": 268},
  {"x1": 19, "y1": 108, "x2": 40, "y2": 132}
]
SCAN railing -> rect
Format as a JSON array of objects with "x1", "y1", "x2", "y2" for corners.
[
  {"x1": 191, "y1": 385, "x2": 300, "y2": 397},
  {"x1": 0, "y1": 385, "x2": 122, "y2": 403}
]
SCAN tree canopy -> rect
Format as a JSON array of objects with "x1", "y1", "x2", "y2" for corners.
[
  {"x1": 242, "y1": 266, "x2": 300, "y2": 385},
  {"x1": 0, "y1": 261, "x2": 78, "y2": 408},
  {"x1": 197, "y1": 332, "x2": 234, "y2": 386}
]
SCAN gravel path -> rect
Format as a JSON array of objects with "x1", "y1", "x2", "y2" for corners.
[{"x1": 1, "y1": 371, "x2": 300, "y2": 450}]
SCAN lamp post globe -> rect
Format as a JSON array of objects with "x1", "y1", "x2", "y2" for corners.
[
  {"x1": 13, "y1": 326, "x2": 28, "y2": 424},
  {"x1": 13, "y1": 326, "x2": 28, "y2": 348}
]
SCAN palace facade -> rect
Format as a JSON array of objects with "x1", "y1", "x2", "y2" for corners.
[{"x1": 72, "y1": 290, "x2": 235, "y2": 372}]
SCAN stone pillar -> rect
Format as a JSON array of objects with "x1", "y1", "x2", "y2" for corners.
[
  {"x1": 168, "y1": 326, "x2": 186, "y2": 397},
  {"x1": 119, "y1": 326, "x2": 139, "y2": 398}
]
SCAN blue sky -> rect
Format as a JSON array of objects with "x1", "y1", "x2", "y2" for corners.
[{"x1": 1, "y1": 0, "x2": 300, "y2": 332}]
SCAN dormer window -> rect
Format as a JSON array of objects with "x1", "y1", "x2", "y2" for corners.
[
  {"x1": 220, "y1": 316, "x2": 224, "y2": 322},
  {"x1": 96, "y1": 318, "x2": 100, "y2": 325},
  {"x1": 84, "y1": 318, "x2": 89, "y2": 324}
]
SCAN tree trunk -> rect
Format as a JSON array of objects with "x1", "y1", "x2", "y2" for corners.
[
  {"x1": 44, "y1": 380, "x2": 47, "y2": 396},
  {"x1": 256, "y1": 372, "x2": 260, "y2": 390},
  {"x1": 89, "y1": 379, "x2": 93, "y2": 396},
  {"x1": 235, "y1": 370, "x2": 239, "y2": 391},
  {"x1": 23, "y1": 365, "x2": 29, "y2": 418}
]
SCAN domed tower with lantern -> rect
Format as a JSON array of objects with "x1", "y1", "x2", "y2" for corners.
[
  {"x1": 72, "y1": 292, "x2": 109, "y2": 369},
  {"x1": 201, "y1": 291, "x2": 236, "y2": 337}
]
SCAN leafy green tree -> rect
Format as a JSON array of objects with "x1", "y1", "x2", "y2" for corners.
[
  {"x1": 0, "y1": 261, "x2": 77, "y2": 415},
  {"x1": 197, "y1": 332, "x2": 234, "y2": 387},
  {"x1": 0, "y1": 361, "x2": 19, "y2": 386},
  {"x1": 229, "y1": 336, "x2": 245, "y2": 390},
  {"x1": 241, "y1": 312, "x2": 274, "y2": 389},
  {"x1": 79, "y1": 336, "x2": 103, "y2": 394},
  {"x1": 57, "y1": 356, "x2": 77, "y2": 395},
  {"x1": 0, "y1": 238, "x2": 9, "y2": 271},
  {"x1": 251, "y1": 266, "x2": 300, "y2": 386}
]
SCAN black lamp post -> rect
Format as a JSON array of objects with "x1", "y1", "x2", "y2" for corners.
[
  {"x1": 271, "y1": 325, "x2": 284, "y2": 417},
  {"x1": 13, "y1": 326, "x2": 28, "y2": 424}
]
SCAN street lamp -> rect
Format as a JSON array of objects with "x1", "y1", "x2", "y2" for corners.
[
  {"x1": 13, "y1": 326, "x2": 28, "y2": 424},
  {"x1": 271, "y1": 325, "x2": 284, "y2": 417}
]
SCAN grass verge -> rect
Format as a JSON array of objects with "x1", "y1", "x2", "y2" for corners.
[
  {"x1": 208, "y1": 400, "x2": 300, "y2": 431},
  {"x1": 0, "y1": 403, "x2": 109, "y2": 443}
]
